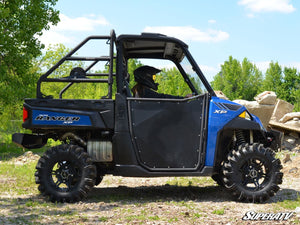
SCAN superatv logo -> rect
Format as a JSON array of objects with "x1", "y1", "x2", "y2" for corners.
[
  {"x1": 242, "y1": 211, "x2": 294, "y2": 221},
  {"x1": 35, "y1": 115, "x2": 80, "y2": 122}
]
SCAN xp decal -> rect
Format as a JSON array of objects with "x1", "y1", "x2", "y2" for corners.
[
  {"x1": 213, "y1": 109, "x2": 227, "y2": 114},
  {"x1": 32, "y1": 110, "x2": 91, "y2": 126}
]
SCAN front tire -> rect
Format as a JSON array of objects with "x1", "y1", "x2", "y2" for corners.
[
  {"x1": 35, "y1": 144, "x2": 96, "y2": 203},
  {"x1": 222, "y1": 143, "x2": 283, "y2": 203},
  {"x1": 212, "y1": 172, "x2": 225, "y2": 187}
]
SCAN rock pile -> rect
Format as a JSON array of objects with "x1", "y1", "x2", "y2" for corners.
[
  {"x1": 215, "y1": 91, "x2": 300, "y2": 152},
  {"x1": 283, "y1": 132, "x2": 300, "y2": 152},
  {"x1": 233, "y1": 91, "x2": 277, "y2": 128},
  {"x1": 12, "y1": 151, "x2": 40, "y2": 165}
]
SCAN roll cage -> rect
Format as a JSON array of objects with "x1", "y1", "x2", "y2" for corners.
[{"x1": 36, "y1": 30, "x2": 215, "y2": 99}]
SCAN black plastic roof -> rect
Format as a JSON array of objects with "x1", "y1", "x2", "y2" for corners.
[{"x1": 116, "y1": 33, "x2": 188, "y2": 61}]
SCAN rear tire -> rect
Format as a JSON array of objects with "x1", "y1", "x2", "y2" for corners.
[
  {"x1": 94, "y1": 164, "x2": 104, "y2": 186},
  {"x1": 35, "y1": 144, "x2": 96, "y2": 203},
  {"x1": 222, "y1": 143, "x2": 283, "y2": 203}
]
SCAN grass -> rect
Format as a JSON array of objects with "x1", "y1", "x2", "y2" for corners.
[
  {"x1": 125, "y1": 214, "x2": 146, "y2": 222},
  {"x1": 168, "y1": 217, "x2": 179, "y2": 223},
  {"x1": 276, "y1": 150, "x2": 298, "y2": 160},
  {"x1": 166, "y1": 176, "x2": 215, "y2": 187},
  {"x1": 148, "y1": 215, "x2": 160, "y2": 220},
  {"x1": 212, "y1": 208, "x2": 225, "y2": 215},
  {"x1": 99, "y1": 216, "x2": 109, "y2": 222},
  {"x1": 275, "y1": 195, "x2": 300, "y2": 210},
  {"x1": 0, "y1": 160, "x2": 38, "y2": 195},
  {"x1": 124, "y1": 212, "x2": 161, "y2": 223}
]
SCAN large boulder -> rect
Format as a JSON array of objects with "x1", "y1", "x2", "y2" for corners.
[
  {"x1": 214, "y1": 90, "x2": 229, "y2": 100},
  {"x1": 270, "y1": 99, "x2": 294, "y2": 123},
  {"x1": 279, "y1": 112, "x2": 300, "y2": 123},
  {"x1": 233, "y1": 99, "x2": 275, "y2": 129},
  {"x1": 234, "y1": 92, "x2": 279, "y2": 129},
  {"x1": 269, "y1": 99, "x2": 300, "y2": 133},
  {"x1": 254, "y1": 91, "x2": 277, "y2": 105}
]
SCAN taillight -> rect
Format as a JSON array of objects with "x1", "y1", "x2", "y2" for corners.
[{"x1": 23, "y1": 107, "x2": 29, "y2": 122}]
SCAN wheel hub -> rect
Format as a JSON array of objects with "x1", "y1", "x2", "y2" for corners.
[
  {"x1": 53, "y1": 161, "x2": 77, "y2": 189},
  {"x1": 244, "y1": 162, "x2": 263, "y2": 180},
  {"x1": 60, "y1": 169, "x2": 72, "y2": 180},
  {"x1": 241, "y1": 158, "x2": 268, "y2": 190},
  {"x1": 249, "y1": 168, "x2": 258, "y2": 178}
]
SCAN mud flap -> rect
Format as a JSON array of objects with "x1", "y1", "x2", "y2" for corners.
[
  {"x1": 12, "y1": 133, "x2": 47, "y2": 149},
  {"x1": 267, "y1": 129, "x2": 283, "y2": 152}
]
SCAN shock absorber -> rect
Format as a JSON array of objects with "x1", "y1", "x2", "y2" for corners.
[{"x1": 235, "y1": 129, "x2": 246, "y2": 146}]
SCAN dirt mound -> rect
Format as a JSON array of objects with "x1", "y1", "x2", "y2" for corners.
[{"x1": 12, "y1": 151, "x2": 40, "y2": 165}]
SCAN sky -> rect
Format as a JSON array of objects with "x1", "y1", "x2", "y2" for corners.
[{"x1": 40, "y1": 0, "x2": 300, "y2": 81}]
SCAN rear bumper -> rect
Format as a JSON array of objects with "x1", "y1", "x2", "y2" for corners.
[{"x1": 12, "y1": 133, "x2": 47, "y2": 149}]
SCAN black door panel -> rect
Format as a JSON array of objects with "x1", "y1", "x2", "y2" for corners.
[{"x1": 128, "y1": 95, "x2": 207, "y2": 171}]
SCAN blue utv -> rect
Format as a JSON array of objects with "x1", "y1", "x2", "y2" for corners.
[{"x1": 13, "y1": 30, "x2": 283, "y2": 203}]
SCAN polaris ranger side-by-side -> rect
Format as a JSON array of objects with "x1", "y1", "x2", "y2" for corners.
[{"x1": 13, "y1": 30, "x2": 283, "y2": 203}]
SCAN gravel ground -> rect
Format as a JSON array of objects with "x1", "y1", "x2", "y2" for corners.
[{"x1": 0, "y1": 151, "x2": 299, "y2": 225}]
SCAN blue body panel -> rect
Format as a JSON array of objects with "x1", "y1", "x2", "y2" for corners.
[
  {"x1": 205, "y1": 97, "x2": 247, "y2": 166},
  {"x1": 32, "y1": 110, "x2": 92, "y2": 126}
]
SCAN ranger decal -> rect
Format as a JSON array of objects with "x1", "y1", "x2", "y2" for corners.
[
  {"x1": 35, "y1": 115, "x2": 80, "y2": 122},
  {"x1": 32, "y1": 110, "x2": 91, "y2": 126}
]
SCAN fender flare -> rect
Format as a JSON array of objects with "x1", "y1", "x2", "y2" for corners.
[
  {"x1": 223, "y1": 117, "x2": 262, "y2": 130},
  {"x1": 212, "y1": 117, "x2": 266, "y2": 172}
]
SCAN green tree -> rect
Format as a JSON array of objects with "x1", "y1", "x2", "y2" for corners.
[
  {"x1": 211, "y1": 56, "x2": 262, "y2": 100},
  {"x1": 38, "y1": 44, "x2": 79, "y2": 77},
  {"x1": 262, "y1": 61, "x2": 283, "y2": 98},
  {"x1": 281, "y1": 67, "x2": 299, "y2": 104},
  {"x1": 0, "y1": 0, "x2": 59, "y2": 143},
  {"x1": 262, "y1": 63, "x2": 300, "y2": 111},
  {"x1": 0, "y1": 0, "x2": 59, "y2": 105},
  {"x1": 35, "y1": 44, "x2": 91, "y2": 99},
  {"x1": 212, "y1": 56, "x2": 242, "y2": 100},
  {"x1": 128, "y1": 59, "x2": 143, "y2": 83},
  {"x1": 156, "y1": 67, "x2": 191, "y2": 96},
  {"x1": 38, "y1": 47, "x2": 144, "y2": 99},
  {"x1": 0, "y1": 0, "x2": 59, "y2": 68},
  {"x1": 240, "y1": 58, "x2": 263, "y2": 99},
  {"x1": 292, "y1": 88, "x2": 300, "y2": 111},
  {"x1": 282, "y1": 67, "x2": 300, "y2": 111}
]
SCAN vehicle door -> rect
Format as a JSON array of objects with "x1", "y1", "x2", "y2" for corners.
[
  {"x1": 127, "y1": 58, "x2": 209, "y2": 171},
  {"x1": 128, "y1": 94, "x2": 208, "y2": 171}
]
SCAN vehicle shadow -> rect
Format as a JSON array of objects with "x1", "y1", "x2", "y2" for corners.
[{"x1": 89, "y1": 184, "x2": 300, "y2": 204}]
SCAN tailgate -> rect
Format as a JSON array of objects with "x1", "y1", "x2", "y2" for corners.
[{"x1": 22, "y1": 99, "x2": 114, "y2": 130}]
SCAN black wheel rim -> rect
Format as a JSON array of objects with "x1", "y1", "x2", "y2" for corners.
[
  {"x1": 239, "y1": 157, "x2": 270, "y2": 191},
  {"x1": 50, "y1": 160, "x2": 81, "y2": 192}
]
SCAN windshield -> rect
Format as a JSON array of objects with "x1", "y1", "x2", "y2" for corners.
[{"x1": 179, "y1": 56, "x2": 208, "y2": 95}]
